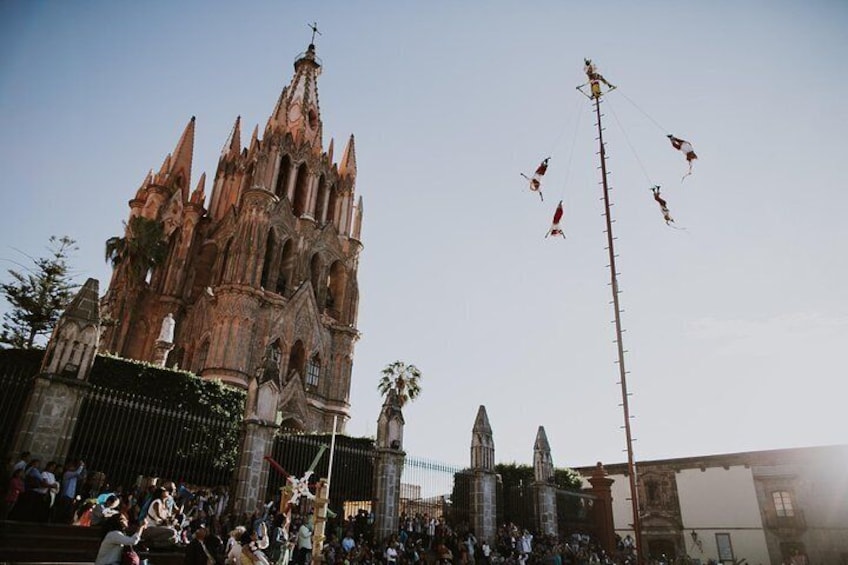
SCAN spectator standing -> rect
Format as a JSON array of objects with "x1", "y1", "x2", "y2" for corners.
[
  {"x1": 295, "y1": 516, "x2": 313, "y2": 565},
  {"x1": 11, "y1": 452, "x2": 29, "y2": 475},
  {"x1": 1, "y1": 468, "x2": 25, "y2": 520},
  {"x1": 57, "y1": 459, "x2": 85, "y2": 522}
]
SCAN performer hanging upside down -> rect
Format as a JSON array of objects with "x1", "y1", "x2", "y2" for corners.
[
  {"x1": 651, "y1": 186, "x2": 674, "y2": 225},
  {"x1": 546, "y1": 201, "x2": 566, "y2": 238},
  {"x1": 667, "y1": 134, "x2": 698, "y2": 181},
  {"x1": 521, "y1": 157, "x2": 549, "y2": 201}
]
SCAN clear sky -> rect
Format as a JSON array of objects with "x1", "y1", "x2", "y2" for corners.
[{"x1": 2, "y1": 1, "x2": 847, "y2": 470}]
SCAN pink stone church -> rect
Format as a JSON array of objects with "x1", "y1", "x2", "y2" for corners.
[{"x1": 100, "y1": 42, "x2": 362, "y2": 433}]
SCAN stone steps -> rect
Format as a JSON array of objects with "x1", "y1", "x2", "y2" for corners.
[{"x1": 0, "y1": 521, "x2": 184, "y2": 565}]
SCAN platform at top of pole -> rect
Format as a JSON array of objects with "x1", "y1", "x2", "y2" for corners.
[{"x1": 577, "y1": 58, "x2": 617, "y2": 99}]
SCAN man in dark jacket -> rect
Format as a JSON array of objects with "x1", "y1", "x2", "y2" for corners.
[{"x1": 184, "y1": 524, "x2": 215, "y2": 565}]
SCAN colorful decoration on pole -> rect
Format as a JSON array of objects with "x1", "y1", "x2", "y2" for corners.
[
  {"x1": 521, "y1": 157, "x2": 550, "y2": 201},
  {"x1": 667, "y1": 134, "x2": 698, "y2": 181},
  {"x1": 545, "y1": 201, "x2": 566, "y2": 239},
  {"x1": 651, "y1": 186, "x2": 675, "y2": 225}
]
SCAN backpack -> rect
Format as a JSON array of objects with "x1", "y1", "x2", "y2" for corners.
[{"x1": 121, "y1": 545, "x2": 140, "y2": 565}]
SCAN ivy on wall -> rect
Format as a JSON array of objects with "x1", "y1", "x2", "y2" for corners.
[{"x1": 88, "y1": 353, "x2": 245, "y2": 422}]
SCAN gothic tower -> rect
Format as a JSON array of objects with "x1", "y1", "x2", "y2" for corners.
[
  {"x1": 101, "y1": 41, "x2": 363, "y2": 433},
  {"x1": 532, "y1": 425, "x2": 557, "y2": 535},
  {"x1": 470, "y1": 405, "x2": 497, "y2": 543}
]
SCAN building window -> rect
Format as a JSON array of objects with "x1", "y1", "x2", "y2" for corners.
[
  {"x1": 306, "y1": 354, "x2": 320, "y2": 387},
  {"x1": 773, "y1": 491, "x2": 794, "y2": 517},
  {"x1": 715, "y1": 533, "x2": 734, "y2": 562}
]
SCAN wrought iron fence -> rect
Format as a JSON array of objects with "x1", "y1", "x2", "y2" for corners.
[
  {"x1": 266, "y1": 433, "x2": 470, "y2": 528},
  {"x1": 401, "y1": 456, "x2": 468, "y2": 522},
  {"x1": 266, "y1": 432, "x2": 376, "y2": 516},
  {"x1": 503, "y1": 484, "x2": 598, "y2": 536},
  {"x1": 67, "y1": 384, "x2": 239, "y2": 490},
  {"x1": 0, "y1": 356, "x2": 36, "y2": 460},
  {"x1": 556, "y1": 488, "x2": 598, "y2": 537}
]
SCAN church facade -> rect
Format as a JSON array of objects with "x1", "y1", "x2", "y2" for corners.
[{"x1": 100, "y1": 42, "x2": 362, "y2": 433}]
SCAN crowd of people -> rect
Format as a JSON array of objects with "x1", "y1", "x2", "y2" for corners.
[{"x1": 3, "y1": 452, "x2": 744, "y2": 565}]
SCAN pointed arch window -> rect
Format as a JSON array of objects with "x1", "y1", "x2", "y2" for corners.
[
  {"x1": 306, "y1": 353, "x2": 321, "y2": 388},
  {"x1": 326, "y1": 185, "x2": 338, "y2": 227},
  {"x1": 260, "y1": 230, "x2": 277, "y2": 290},
  {"x1": 190, "y1": 242, "x2": 217, "y2": 299},
  {"x1": 277, "y1": 239, "x2": 294, "y2": 295},
  {"x1": 292, "y1": 163, "x2": 309, "y2": 217},
  {"x1": 326, "y1": 260, "x2": 346, "y2": 320},
  {"x1": 309, "y1": 253, "x2": 322, "y2": 302},
  {"x1": 218, "y1": 238, "x2": 232, "y2": 285},
  {"x1": 275, "y1": 154, "x2": 292, "y2": 199},
  {"x1": 195, "y1": 339, "x2": 210, "y2": 374},
  {"x1": 314, "y1": 175, "x2": 327, "y2": 224},
  {"x1": 287, "y1": 340, "x2": 306, "y2": 382}
]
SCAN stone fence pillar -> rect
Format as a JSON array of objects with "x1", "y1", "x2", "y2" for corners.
[
  {"x1": 231, "y1": 375, "x2": 280, "y2": 515},
  {"x1": 532, "y1": 482, "x2": 557, "y2": 536},
  {"x1": 588, "y1": 462, "x2": 616, "y2": 555},
  {"x1": 373, "y1": 446, "x2": 405, "y2": 542},
  {"x1": 12, "y1": 278, "x2": 101, "y2": 463},
  {"x1": 470, "y1": 405, "x2": 497, "y2": 543}
]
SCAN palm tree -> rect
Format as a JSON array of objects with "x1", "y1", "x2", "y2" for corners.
[
  {"x1": 105, "y1": 216, "x2": 169, "y2": 287},
  {"x1": 377, "y1": 361, "x2": 422, "y2": 407}
]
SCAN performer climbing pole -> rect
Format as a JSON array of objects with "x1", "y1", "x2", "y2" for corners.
[{"x1": 578, "y1": 60, "x2": 644, "y2": 563}]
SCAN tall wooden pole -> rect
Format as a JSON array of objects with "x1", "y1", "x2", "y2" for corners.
[{"x1": 592, "y1": 90, "x2": 644, "y2": 562}]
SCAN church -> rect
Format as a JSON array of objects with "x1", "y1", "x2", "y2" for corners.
[{"x1": 100, "y1": 41, "x2": 362, "y2": 434}]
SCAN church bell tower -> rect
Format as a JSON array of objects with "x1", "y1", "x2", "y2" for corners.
[{"x1": 101, "y1": 39, "x2": 363, "y2": 433}]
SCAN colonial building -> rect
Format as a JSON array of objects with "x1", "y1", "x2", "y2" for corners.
[
  {"x1": 577, "y1": 445, "x2": 848, "y2": 564},
  {"x1": 101, "y1": 41, "x2": 362, "y2": 433}
]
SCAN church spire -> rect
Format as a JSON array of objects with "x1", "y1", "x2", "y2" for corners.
[
  {"x1": 471, "y1": 405, "x2": 495, "y2": 471},
  {"x1": 267, "y1": 42, "x2": 323, "y2": 148},
  {"x1": 169, "y1": 116, "x2": 196, "y2": 201},
  {"x1": 150, "y1": 116, "x2": 195, "y2": 202},
  {"x1": 190, "y1": 172, "x2": 206, "y2": 205},
  {"x1": 339, "y1": 134, "x2": 356, "y2": 179},
  {"x1": 221, "y1": 116, "x2": 241, "y2": 161},
  {"x1": 533, "y1": 426, "x2": 554, "y2": 483}
]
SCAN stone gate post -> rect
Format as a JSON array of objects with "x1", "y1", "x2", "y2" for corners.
[
  {"x1": 531, "y1": 426, "x2": 557, "y2": 536},
  {"x1": 470, "y1": 405, "x2": 497, "y2": 544},
  {"x1": 12, "y1": 278, "x2": 100, "y2": 463},
  {"x1": 372, "y1": 389, "x2": 405, "y2": 542},
  {"x1": 231, "y1": 374, "x2": 280, "y2": 515}
]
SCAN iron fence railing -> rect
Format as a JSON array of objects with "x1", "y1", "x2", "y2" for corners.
[
  {"x1": 67, "y1": 384, "x2": 238, "y2": 490},
  {"x1": 0, "y1": 362, "x2": 35, "y2": 460}
]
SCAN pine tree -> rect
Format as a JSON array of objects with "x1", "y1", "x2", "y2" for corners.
[{"x1": 1, "y1": 235, "x2": 78, "y2": 349}]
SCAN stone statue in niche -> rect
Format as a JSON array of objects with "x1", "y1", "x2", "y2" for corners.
[
  {"x1": 157, "y1": 313, "x2": 175, "y2": 343},
  {"x1": 258, "y1": 342, "x2": 281, "y2": 383}
]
